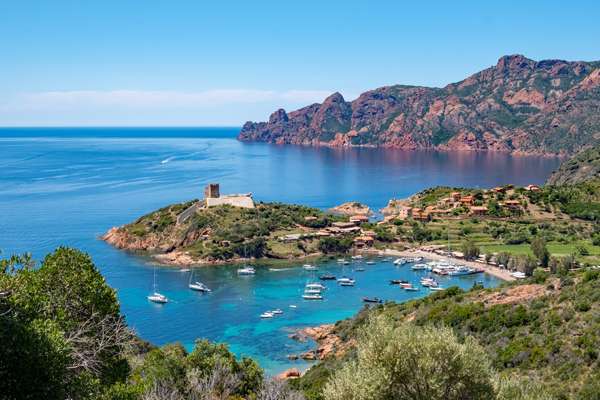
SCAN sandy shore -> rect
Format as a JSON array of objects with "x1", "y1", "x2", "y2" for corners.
[{"x1": 373, "y1": 248, "x2": 516, "y2": 282}]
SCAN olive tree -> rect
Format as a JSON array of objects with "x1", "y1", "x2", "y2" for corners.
[{"x1": 323, "y1": 316, "x2": 495, "y2": 400}]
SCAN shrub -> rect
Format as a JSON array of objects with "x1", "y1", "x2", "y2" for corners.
[{"x1": 323, "y1": 317, "x2": 495, "y2": 400}]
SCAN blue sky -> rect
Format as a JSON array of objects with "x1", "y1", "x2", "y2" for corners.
[{"x1": 0, "y1": 0, "x2": 599, "y2": 126}]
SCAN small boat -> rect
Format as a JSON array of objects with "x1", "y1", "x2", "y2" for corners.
[
  {"x1": 343, "y1": 261, "x2": 350, "y2": 265},
  {"x1": 393, "y1": 258, "x2": 407, "y2": 265},
  {"x1": 404, "y1": 286, "x2": 419, "y2": 291},
  {"x1": 304, "y1": 288, "x2": 322, "y2": 294},
  {"x1": 306, "y1": 283, "x2": 326, "y2": 290},
  {"x1": 355, "y1": 267, "x2": 365, "y2": 272},
  {"x1": 179, "y1": 268, "x2": 191, "y2": 272},
  {"x1": 412, "y1": 263, "x2": 429, "y2": 270},
  {"x1": 302, "y1": 293, "x2": 323, "y2": 300},
  {"x1": 260, "y1": 311, "x2": 274, "y2": 318},
  {"x1": 319, "y1": 274, "x2": 336, "y2": 280},
  {"x1": 289, "y1": 305, "x2": 297, "y2": 308},
  {"x1": 148, "y1": 266, "x2": 168, "y2": 303},
  {"x1": 337, "y1": 259, "x2": 346, "y2": 263},
  {"x1": 366, "y1": 261, "x2": 375, "y2": 265},
  {"x1": 399, "y1": 282, "x2": 413, "y2": 289},
  {"x1": 351, "y1": 255, "x2": 363, "y2": 260},
  {"x1": 362, "y1": 297, "x2": 383, "y2": 303},
  {"x1": 237, "y1": 266, "x2": 256, "y2": 275},
  {"x1": 189, "y1": 281, "x2": 211, "y2": 292},
  {"x1": 420, "y1": 277, "x2": 439, "y2": 287},
  {"x1": 272, "y1": 309, "x2": 283, "y2": 315},
  {"x1": 389, "y1": 279, "x2": 409, "y2": 285},
  {"x1": 511, "y1": 271, "x2": 527, "y2": 279},
  {"x1": 303, "y1": 264, "x2": 318, "y2": 270},
  {"x1": 147, "y1": 292, "x2": 168, "y2": 304},
  {"x1": 337, "y1": 277, "x2": 356, "y2": 286}
]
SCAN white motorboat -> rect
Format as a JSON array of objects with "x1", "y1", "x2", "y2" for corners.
[
  {"x1": 337, "y1": 277, "x2": 356, "y2": 286},
  {"x1": 305, "y1": 283, "x2": 326, "y2": 290},
  {"x1": 237, "y1": 266, "x2": 256, "y2": 275},
  {"x1": 351, "y1": 255, "x2": 363, "y2": 260},
  {"x1": 272, "y1": 309, "x2": 283, "y2": 315},
  {"x1": 337, "y1": 258, "x2": 346, "y2": 263},
  {"x1": 304, "y1": 288, "x2": 322, "y2": 295},
  {"x1": 302, "y1": 293, "x2": 323, "y2": 300},
  {"x1": 189, "y1": 281, "x2": 211, "y2": 292},
  {"x1": 303, "y1": 264, "x2": 318, "y2": 270},
  {"x1": 260, "y1": 311, "x2": 274, "y2": 318},
  {"x1": 412, "y1": 263, "x2": 429, "y2": 270},
  {"x1": 366, "y1": 261, "x2": 375, "y2": 265}
]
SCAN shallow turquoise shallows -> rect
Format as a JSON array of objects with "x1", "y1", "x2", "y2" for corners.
[{"x1": 0, "y1": 128, "x2": 560, "y2": 374}]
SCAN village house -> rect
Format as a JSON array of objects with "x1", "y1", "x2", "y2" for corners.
[
  {"x1": 491, "y1": 186, "x2": 506, "y2": 193},
  {"x1": 501, "y1": 199, "x2": 522, "y2": 210},
  {"x1": 331, "y1": 221, "x2": 356, "y2": 229},
  {"x1": 354, "y1": 235, "x2": 374, "y2": 248},
  {"x1": 459, "y1": 195, "x2": 475, "y2": 206},
  {"x1": 349, "y1": 215, "x2": 369, "y2": 224},
  {"x1": 451, "y1": 192, "x2": 461, "y2": 202},
  {"x1": 469, "y1": 206, "x2": 488, "y2": 216}
]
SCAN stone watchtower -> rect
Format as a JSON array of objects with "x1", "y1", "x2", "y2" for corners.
[{"x1": 204, "y1": 183, "x2": 220, "y2": 199}]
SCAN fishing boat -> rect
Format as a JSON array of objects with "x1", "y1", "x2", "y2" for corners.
[
  {"x1": 303, "y1": 264, "x2": 318, "y2": 270},
  {"x1": 337, "y1": 277, "x2": 356, "y2": 286},
  {"x1": 302, "y1": 293, "x2": 323, "y2": 300},
  {"x1": 237, "y1": 266, "x2": 256, "y2": 275},
  {"x1": 399, "y1": 282, "x2": 413, "y2": 289},
  {"x1": 404, "y1": 286, "x2": 419, "y2": 291},
  {"x1": 412, "y1": 263, "x2": 429, "y2": 270},
  {"x1": 272, "y1": 309, "x2": 284, "y2": 315},
  {"x1": 260, "y1": 311, "x2": 274, "y2": 318},
  {"x1": 319, "y1": 274, "x2": 336, "y2": 280},
  {"x1": 362, "y1": 297, "x2": 383, "y2": 303},
  {"x1": 393, "y1": 258, "x2": 407, "y2": 265},
  {"x1": 389, "y1": 279, "x2": 409, "y2": 285},
  {"x1": 147, "y1": 266, "x2": 168, "y2": 304}
]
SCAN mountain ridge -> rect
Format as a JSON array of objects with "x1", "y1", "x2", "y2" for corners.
[{"x1": 239, "y1": 55, "x2": 600, "y2": 155}]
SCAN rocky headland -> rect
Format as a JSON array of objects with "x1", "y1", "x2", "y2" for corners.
[{"x1": 239, "y1": 55, "x2": 600, "y2": 156}]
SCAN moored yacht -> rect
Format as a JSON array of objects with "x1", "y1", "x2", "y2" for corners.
[{"x1": 237, "y1": 266, "x2": 256, "y2": 275}]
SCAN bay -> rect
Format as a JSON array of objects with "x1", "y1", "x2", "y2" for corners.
[{"x1": 0, "y1": 127, "x2": 561, "y2": 373}]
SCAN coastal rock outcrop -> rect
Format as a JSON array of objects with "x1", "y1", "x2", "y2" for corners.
[{"x1": 239, "y1": 55, "x2": 600, "y2": 155}]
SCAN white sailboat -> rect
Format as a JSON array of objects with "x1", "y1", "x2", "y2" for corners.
[{"x1": 147, "y1": 266, "x2": 168, "y2": 304}]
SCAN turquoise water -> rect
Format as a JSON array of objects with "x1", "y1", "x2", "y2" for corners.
[{"x1": 0, "y1": 128, "x2": 560, "y2": 373}]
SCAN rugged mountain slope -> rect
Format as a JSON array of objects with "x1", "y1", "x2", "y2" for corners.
[
  {"x1": 239, "y1": 55, "x2": 600, "y2": 155},
  {"x1": 547, "y1": 144, "x2": 600, "y2": 184}
]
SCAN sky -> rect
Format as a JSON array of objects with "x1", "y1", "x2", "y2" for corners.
[{"x1": 0, "y1": 0, "x2": 599, "y2": 127}]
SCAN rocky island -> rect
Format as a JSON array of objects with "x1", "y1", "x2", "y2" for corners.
[{"x1": 239, "y1": 54, "x2": 600, "y2": 156}]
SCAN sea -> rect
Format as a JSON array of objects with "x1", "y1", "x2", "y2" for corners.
[{"x1": 0, "y1": 127, "x2": 561, "y2": 374}]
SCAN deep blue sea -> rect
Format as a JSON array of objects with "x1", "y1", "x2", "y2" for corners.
[{"x1": 0, "y1": 127, "x2": 561, "y2": 373}]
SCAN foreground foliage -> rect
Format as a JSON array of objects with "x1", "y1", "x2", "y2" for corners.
[
  {"x1": 297, "y1": 269, "x2": 600, "y2": 399},
  {"x1": 0, "y1": 248, "x2": 303, "y2": 400}
]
